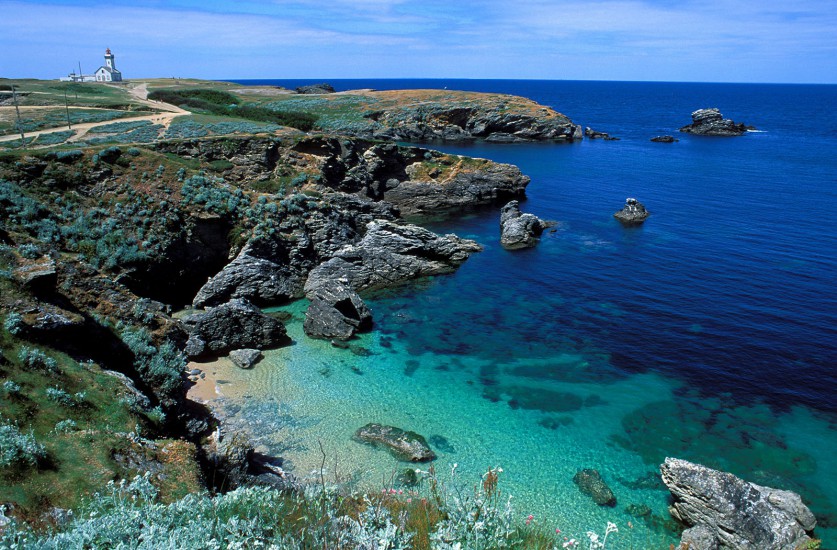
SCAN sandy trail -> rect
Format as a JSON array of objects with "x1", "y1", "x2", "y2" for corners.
[{"x1": 0, "y1": 81, "x2": 190, "y2": 145}]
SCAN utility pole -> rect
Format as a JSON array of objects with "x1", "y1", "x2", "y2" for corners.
[
  {"x1": 11, "y1": 84, "x2": 26, "y2": 147},
  {"x1": 64, "y1": 88, "x2": 72, "y2": 130}
]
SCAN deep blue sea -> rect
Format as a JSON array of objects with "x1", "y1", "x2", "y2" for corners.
[{"x1": 221, "y1": 79, "x2": 837, "y2": 547}]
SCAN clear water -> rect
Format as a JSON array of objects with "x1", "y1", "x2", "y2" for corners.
[{"x1": 217, "y1": 79, "x2": 837, "y2": 547}]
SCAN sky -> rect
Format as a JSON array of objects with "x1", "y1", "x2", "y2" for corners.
[{"x1": 2, "y1": 0, "x2": 836, "y2": 83}]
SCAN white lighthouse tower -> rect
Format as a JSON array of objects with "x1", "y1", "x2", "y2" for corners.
[{"x1": 95, "y1": 48, "x2": 123, "y2": 82}]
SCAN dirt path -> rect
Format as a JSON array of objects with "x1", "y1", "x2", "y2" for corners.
[{"x1": 0, "y1": 82, "x2": 190, "y2": 146}]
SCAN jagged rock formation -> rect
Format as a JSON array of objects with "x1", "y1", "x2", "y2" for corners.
[
  {"x1": 229, "y1": 348, "x2": 263, "y2": 369},
  {"x1": 354, "y1": 423, "x2": 436, "y2": 462},
  {"x1": 303, "y1": 279, "x2": 372, "y2": 340},
  {"x1": 651, "y1": 135, "x2": 678, "y2": 143},
  {"x1": 499, "y1": 200, "x2": 547, "y2": 249},
  {"x1": 585, "y1": 127, "x2": 619, "y2": 141},
  {"x1": 614, "y1": 198, "x2": 650, "y2": 225},
  {"x1": 661, "y1": 457, "x2": 817, "y2": 550},
  {"x1": 679, "y1": 108, "x2": 754, "y2": 136},
  {"x1": 304, "y1": 220, "x2": 481, "y2": 294},
  {"x1": 573, "y1": 468, "x2": 617, "y2": 507},
  {"x1": 182, "y1": 299, "x2": 289, "y2": 358}
]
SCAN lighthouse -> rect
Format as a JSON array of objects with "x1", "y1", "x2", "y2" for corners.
[{"x1": 95, "y1": 48, "x2": 123, "y2": 82}]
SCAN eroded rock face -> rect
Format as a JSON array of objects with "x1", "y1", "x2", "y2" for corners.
[
  {"x1": 303, "y1": 279, "x2": 372, "y2": 340},
  {"x1": 573, "y1": 468, "x2": 617, "y2": 507},
  {"x1": 305, "y1": 220, "x2": 482, "y2": 294},
  {"x1": 660, "y1": 457, "x2": 817, "y2": 550},
  {"x1": 500, "y1": 200, "x2": 546, "y2": 249},
  {"x1": 182, "y1": 299, "x2": 288, "y2": 358},
  {"x1": 614, "y1": 198, "x2": 650, "y2": 225},
  {"x1": 354, "y1": 423, "x2": 436, "y2": 462},
  {"x1": 679, "y1": 108, "x2": 754, "y2": 136}
]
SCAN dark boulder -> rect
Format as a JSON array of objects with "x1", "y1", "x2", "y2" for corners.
[
  {"x1": 182, "y1": 299, "x2": 288, "y2": 358},
  {"x1": 303, "y1": 279, "x2": 372, "y2": 340},
  {"x1": 229, "y1": 348, "x2": 263, "y2": 369},
  {"x1": 660, "y1": 457, "x2": 817, "y2": 550},
  {"x1": 296, "y1": 83, "x2": 335, "y2": 95},
  {"x1": 573, "y1": 468, "x2": 617, "y2": 506},
  {"x1": 651, "y1": 135, "x2": 678, "y2": 143},
  {"x1": 614, "y1": 198, "x2": 650, "y2": 225},
  {"x1": 679, "y1": 108, "x2": 754, "y2": 136},
  {"x1": 354, "y1": 423, "x2": 436, "y2": 462},
  {"x1": 499, "y1": 200, "x2": 548, "y2": 249},
  {"x1": 585, "y1": 127, "x2": 619, "y2": 141}
]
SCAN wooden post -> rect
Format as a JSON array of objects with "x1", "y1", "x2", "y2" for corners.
[
  {"x1": 11, "y1": 84, "x2": 26, "y2": 147},
  {"x1": 64, "y1": 88, "x2": 72, "y2": 130}
]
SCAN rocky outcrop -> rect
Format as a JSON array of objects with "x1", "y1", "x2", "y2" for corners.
[
  {"x1": 573, "y1": 469, "x2": 617, "y2": 507},
  {"x1": 354, "y1": 423, "x2": 436, "y2": 462},
  {"x1": 585, "y1": 127, "x2": 619, "y2": 141},
  {"x1": 13, "y1": 257, "x2": 57, "y2": 290},
  {"x1": 660, "y1": 457, "x2": 817, "y2": 550},
  {"x1": 679, "y1": 108, "x2": 754, "y2": 136},
  {"x1": 499, "y1": 200, "x2": 547, "y2": 249},
  {"x1": 303, "y1": 279, "x2": 372, "y2": 340},
  {"x1": 229, "y1": 348, "x2": 263, "y2": 369},
  {"x1": 305, "y1": 220, "x2": 482, "y2": 294},
  {"x1": 651, "y1": 135, "x2": 678, "y2": 143},
  {"x1": 296, "y1": 83, "x2": 335, "y2": 95},
  {"x1": 182, "y1": 299, "x2": 289, "y2": 358},
  {"x1": 614, "y1": 198, "x2": 650, "y2": 225}
]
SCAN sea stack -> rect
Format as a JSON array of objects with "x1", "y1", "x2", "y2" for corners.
[
  {"x1": 614, "y1": 198, "x2": 650, "y2": 225},
  {"x1": 679, "y1": 108, "x2": 753, "y2": 136}
]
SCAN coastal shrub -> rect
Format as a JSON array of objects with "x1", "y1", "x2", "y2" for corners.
[
  {"x1": 50, "y1": 149, "x2": 84, "y2": 163},
  {"x1": 17, "y1": 243, "x2": 40, "y2": 259},
  {"x1": 18, "y1": 346, "x2": 59, "y2": 373},
  {"x1": 54, "y1": 419, "x2": 78, "y2": 433},
  {"x1": 2, "y1": 380, "x2": 21, "y2": 395},
  {"x1": 45, "y1": 387, "x2": 75, "y2": 407},
  {"x1": 126, "y1": 147, "x2": 141, "y2": 157},
  {"x1": 35, "y1": 130, "x2": 75, "y2": 146},
  {"x1": 119, "y1": 326, "x2": 185, "y2": 399},
  {"x1": 3, "y1": 312, "x2": 24, "y2": 335},
  {"x1": 0, "y1": 421, "x2": 46, "y2": 469}
]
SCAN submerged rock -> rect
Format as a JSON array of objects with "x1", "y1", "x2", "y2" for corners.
[
  {"x1": 182, "y1": 299, "x2": 288, "y2": 358},
  {"x1": 679, "y1": 108, "x2": 754, "y2": 136},
  {"x1": 303, "y1": 279, "x2": 372, "y2": 340},
  {"x1": 354, "y1": 423, "x2": 436, "y2": 462},
  {"x1": 499, "y1": 200, "x2": 547, "y2": 249},
  {"x1": 229, "y1": 348, "x2": 263, "y2": 369},
  {"x1": 660, "y1": 457, "x2": 817, "y2": 550},
  {"x1": 613, "y1": 198, "x2": 650, "y2": 225},
  {"x1": 573, "y1": 468, "x2": 617, "y2": 506}
]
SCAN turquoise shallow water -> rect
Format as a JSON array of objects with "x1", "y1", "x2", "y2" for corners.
[{"x1": 216, "y1": 79, "x2": 837, "y2": 548}]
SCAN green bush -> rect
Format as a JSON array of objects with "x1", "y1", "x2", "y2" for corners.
[
  {"x1": 3, "y1": 312, "x2": 24, "y2": 336},
  {"x1": 18, "y1": 346, "x2": 59, "y2": 373},
  {"x1": 120, "y1": 326, "x2": 185, "y2": 399},
  {"x1": 0, "y1": 421, "x2": 46, "y2": 469}
]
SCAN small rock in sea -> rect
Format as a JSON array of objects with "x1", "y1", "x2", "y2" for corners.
[
  {"x1": 625, "y1": 503, "x2": 652, "y2": 518},
  {"x1": 354, "y1": 423, "x2": 436, "y2": 462},
  {"x1": 573, "y1": 468, "x2": 617, "y2": 507},
  {"x1": 679, "y1": 107, "x2": 754, "y2": 136},
  {"x1": 229, "y1": 348, "x2": 263, "y2": 369},
  {"x1": 614, "y1": 197, "x2": 650, "y2": 225},
  {"x1": 331, "y1": 339, "x2": 350, "y2": 349},
  {"x1": 650, "y1": 135, "x2": 678, "y2": 142},
  {"x1": 584, "y1": 127, "x2": 619, "y2": 140},
  {"x1": 500, "y1": 200, "x2": 550, "y2": 249}
]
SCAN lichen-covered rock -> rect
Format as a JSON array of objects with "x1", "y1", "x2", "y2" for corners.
[
  {"x1": 305, "y1": 220, "x2": 482, "y2": 294},
  {"x1": 679, "y1": 108, "x2": 754, "y2": 136},
  {"x1": 499, "y1": 200, "x2": 546, "y2": 249},
  {"x1": 229, "y1": 348, "x2": 263, "y2": 369},
  {"x1": 354, "y1": 423, "x2": 436, "y2": 462},
  {"x1": 661, "y1": 457, "x2": 817, "y2": 550},
  {"x1": 182, "y1": 299, "x2": 288, "y2": 358},
  {"x1": 303, "y1": 280, "x2": 372, "y2": 340},
  {"x1": 573, "y1": 468, "x2": 617, "y2": 506},
  {"x1": 614, "y1": 198, "x2": 650, "y2": 225}
]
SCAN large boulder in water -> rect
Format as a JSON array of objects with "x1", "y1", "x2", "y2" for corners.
[
  {"x1": 303, "y1": 279, "x2": 372, "y2": 340},
  {"x1": 182, "y1": 299, "x2": 289, "y2": 358},
  {"x1": 614, "y1": 198, "x2": 650, "y2": 225},
  {"x1": 354, "y1": 423, "x2": 436, "y2": 462},
  {"x1": 499, "y1": 200, "x2": 547, "y2": 249},
  {"x1": 573, "y1": 468, "x2": 617, "y2": 506},
  {"x1": 660, "y1": 457, "x2": 817, "y2": 550},
  {"x1": 679, "y1": 108, "x2": 753, "y2": 136}
]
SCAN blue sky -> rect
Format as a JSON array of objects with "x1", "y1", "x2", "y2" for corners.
[{"x1": 2, "y1": 0, "x2": 836, "y2": 83}]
